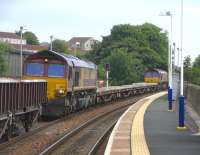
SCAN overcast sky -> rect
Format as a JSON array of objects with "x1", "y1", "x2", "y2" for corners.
[{"x1": 1, "y1": 0, "x2": 200, "y2": 61}]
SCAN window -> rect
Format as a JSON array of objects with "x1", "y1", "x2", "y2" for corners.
[
  {"x1": 74, "y1": 71, "x2": 79, "y2": 86},
  {"x1": 68, "y1": 67, "x2": 72, "y2": 79},
  {"x1": 48, "y1": 64, "x2": 65, "y2": 77},
  {"x1": 26, "y1": 63, "x2": 44, "y2": 76}
]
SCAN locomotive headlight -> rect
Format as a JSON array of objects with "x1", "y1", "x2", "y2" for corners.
[
  {"x1": 56, "y1": 89, "x2": 65, "y2": 97},
  {"x1": 59, "y1": 89, "x2": 64, "y2": 94}
]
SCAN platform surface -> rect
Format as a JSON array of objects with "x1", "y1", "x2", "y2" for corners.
[
  {"x1": 145, "y1": 96, "x2": 200, "y2": 155},
  {"x1": 105, "y1": 93, "x2": 200, "y2": 155}
]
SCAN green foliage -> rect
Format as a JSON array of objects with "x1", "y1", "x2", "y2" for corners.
[
  {"x1": 102, "y1": 49, "x2": 144, "y2": 85},
  {"x1": 191, "y1": 67, "x2": 200, "y2": 85},
  {"x1": 184, "y1": 55, "x2": 200, "y2": 85},
  {"x1": 52, "y1": 39, "x2": 69, "y2": 53},
  {"x1": 0, "y1": 42, "x2": 12, "y2": 74},
  {"x1": 191, "y1": 55, "x2": 200, "y2": 85},
  {"x1": 23, "y1": 31, "x2": 39, "y2": 45},
  {"x1": 97, "y1": 64, "x2": 105, "y2": 80},
  {"x1": 184, "y1": 56, "x2": 192, "y2": 81},
  {"x1": 86, "y1": 23, "x2": 168, "y2": 85},
  {"x1": 193, "y1": 55, "x2": 200, "y2": 68}
]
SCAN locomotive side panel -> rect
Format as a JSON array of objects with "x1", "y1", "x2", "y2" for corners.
[{"x1": 75, "y1": 67, "x2": 97, "y2": 90}]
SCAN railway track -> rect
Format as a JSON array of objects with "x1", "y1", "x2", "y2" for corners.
[
  {"x1": 0, "y1": 111, "x2": 82, "y2": 150},
  {"x1": 87, "y1": 121, "x2": 115, "y2": 155},
  {"x1": 39, "y1": 104, "x2": 128, "y2": 155},
  {"x1": 0, "y1": 94, "x2": 153, "y2": 155}
]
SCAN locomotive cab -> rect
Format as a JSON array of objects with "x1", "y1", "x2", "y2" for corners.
[
  {"x1": 23, "y1": 50, "x2": 68, "y2": 101},
  {"x1": 144, "y1": 68, "x2": 168, "y2": 89}
]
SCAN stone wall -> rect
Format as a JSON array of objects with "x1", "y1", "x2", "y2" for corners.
[{"x1": 185, "y1": 84, "x2": 200, "y2": 116}]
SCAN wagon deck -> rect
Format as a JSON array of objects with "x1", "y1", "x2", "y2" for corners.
[{"x1": 97, "y1": 83, "x2": 157, "y2": 95}]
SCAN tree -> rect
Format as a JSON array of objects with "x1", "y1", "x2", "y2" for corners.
[
  {"x1": 86, "y1": 23, "x2": 168, "y2": 84},
  {"x1": 52, "y1": 39, "x2": 69, "y2": 53},
  {"x1": 191, "y1": 67, "x2": 200, "y2": 85},
  {"x1": 193, "y1": 55, "x2": 200, "y2": 68},
  {"x1": 102, "y1": 49, "x2": 144, "y2": 85},
  {"x1": 97, "y1": 64, "x2": 106, "y2": 80},
  {"x1": 184, "y1": 56, "x2": 192, "y2": 82},
  {"x1": 191, "y1": 55, "x2": 200, "y2": 85},
  {"x1": 23, "y1": 31, "x2": 39, "y2": 45},
  {"x1": 87, "y1": 23, "x2": 168, "y2": 68},
  {"x1": 0, "y1": 42, "x2": 13, "y2": 75}
]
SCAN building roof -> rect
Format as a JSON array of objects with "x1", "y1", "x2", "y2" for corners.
[
  {"x1": 68, "y1": 37, "x2": 93, "y2": 44},
  {"x1": 0, "y1": 32, "x2": 21, "y2": 39},
  {"x1": 12, "y1": 44, "x2": 49, "y2": 53}
]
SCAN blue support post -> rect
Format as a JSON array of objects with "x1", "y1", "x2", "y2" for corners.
[
  {"x1": 177, "y1": 95, "x2": 187, "y2": 130},
  {"x1": 179, "y1": 96, "x2": 185, "y2": 126},
  {"x1": 168, "y1": 87, "x2": 173, "y2": 111}
]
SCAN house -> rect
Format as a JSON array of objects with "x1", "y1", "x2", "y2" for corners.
[
  {"x1": 11, "y1": 44, "x2": 48, "y2": 53},
  {"x1": 68, "y1": 37, "x2": 98, "y2": 51},
  {"x1": 0, "y1": 32, "x2": 26, "y2": 45}
]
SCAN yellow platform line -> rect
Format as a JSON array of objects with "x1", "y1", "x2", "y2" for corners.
[{"x1": 131, "y1": 92, "x2": 167, "y2": 155}]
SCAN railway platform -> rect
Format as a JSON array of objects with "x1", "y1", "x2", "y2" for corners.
[{"x1": 105, "y1": 92, "x2": 200, "y2": 155}]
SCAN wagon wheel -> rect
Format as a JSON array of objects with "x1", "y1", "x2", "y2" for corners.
[
  {"x1": 2, "y1": 122, "x2": 11, "y2": 141},
  {"x1": 24, "y1": 114, "x2": 31, "y2": 132}
]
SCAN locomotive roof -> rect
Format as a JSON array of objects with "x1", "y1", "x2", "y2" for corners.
[
  {"x1": 154, "y1": 68, "x2": 167, "y2": 74},
  {"x1": 29, "y1": 50, "x2": 97, "y2": 70},
  {"x1": 60, "y1": 53, "x2": 97, "y2": 70},
  {"x1": 146, "y1": 68, "x2": 167, "y2": 75}
]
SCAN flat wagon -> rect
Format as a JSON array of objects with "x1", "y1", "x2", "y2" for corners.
[
  {"x1": 0, "y1": 78, "x2": 47, "y2": 140},
  {"x1": 97, "y1": 83, "x2": 159, "y2": 103}
]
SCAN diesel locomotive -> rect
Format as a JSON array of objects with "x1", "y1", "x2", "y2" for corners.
[
  {"x1": 144, "y1": 68, "x2": 168, "y2": 89},
  {"x1": 23, "y1": 50, "x2": 97, "y2": 117}
]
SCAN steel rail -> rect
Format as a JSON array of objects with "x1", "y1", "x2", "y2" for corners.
[
  {"x1": 39, "y1": 103, "x2": 132, "y2": 155},
  {"x1": 87, "y1": 120, "x2": 117, "y2": 155},
  {"x1": 0, "y1": 110, "x2": 86, "y2": 150}
]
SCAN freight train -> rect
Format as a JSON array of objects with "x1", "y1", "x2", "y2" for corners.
[
  {"x1": 23, "y1": 50, "x2": 165, "y2": 117},
  {"x1": 0, "y1": 50, "x2": 167, "y2": 139}
]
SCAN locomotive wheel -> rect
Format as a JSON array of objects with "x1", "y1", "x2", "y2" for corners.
[
  {"x1": 84, "y1": 95, "x2": 90, "y2": 108},
  {"x1": 64, "y1": 98, "x2": 70, "y2": 115},
  {"x1": 69, "y1": 105, "x2": 73, "y2": 113},
  {"x1": 64, "y1": 106, "x2": 70, "y2": 115},
  {"x1": 71, "y1": 96, "x2": 78, "y2": 112}
]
